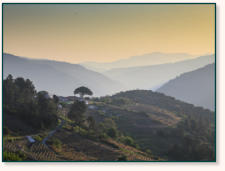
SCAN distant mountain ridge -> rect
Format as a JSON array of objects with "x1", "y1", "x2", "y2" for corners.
[
  {"x1": 3, "y1": 53, "x2": 124, "y2": 96},
  {"x1": 157, "y1": 63, "x2": 215, "y2": 111},
  {"x1": 81, "y1": 52, "x2": 195, "y2": 72},
  {"x1": 103, "y1": 54, "x2": 215, "y2": 91},
  {"x1": 3, "y1": 53, "x2": 214, "y2": 98}
]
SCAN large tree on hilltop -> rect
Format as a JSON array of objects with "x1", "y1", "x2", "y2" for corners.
[{"x1": 74, "y1": 86, "x2": 93, "y2": 99}]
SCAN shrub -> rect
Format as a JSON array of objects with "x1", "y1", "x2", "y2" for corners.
[
  {"x1": 73, "y1": 126, "x2": 80, "y2": 133},
  {"x1": 120, "y1": 136, "x2": 137, "y2": 148},
  {"x1": 146, "y1": 149, "x2": 152, "y2": 155},
  {"x1": 34, "y1": 135, "x2": 42, "y2": 142},
  {"x1": 117, "y1": 155, "x2": 127, "y2": 161},
  {"x1": 47, "y1": 138, "x2": 62, "y2": 150},
  {"x1": 52, "y1": 138, "x2": 62, "y2": 150},
  {"x1": 107, "y1": 127, "x2": 118, "y2": 138},
  {"x1": 80, "y1": 128, "x2": 88, "y2": 136},
  {"x1": 3, "y1": 151, "x2": 26, "y2": 161},
  {"x1": 99, "y1": 133, "x2": 108, "y2": 140}
]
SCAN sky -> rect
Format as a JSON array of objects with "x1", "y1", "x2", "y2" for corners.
[{"x1": 3, "y1": 4, "x2": 215, "y2": 63}]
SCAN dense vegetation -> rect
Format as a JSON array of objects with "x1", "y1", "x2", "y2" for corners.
[
  {"x1": 167, "y1": 116, "x2": 215, "y2": 161},
  {"x1": 3, "y1": 75, "x2": 58, "y2": 135}
]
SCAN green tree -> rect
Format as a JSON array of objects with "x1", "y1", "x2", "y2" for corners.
[
  {"x1": 87, "y1": 116, "x2": 96, "y2": 132},
  {"x1": 102, "y1": 118, "x2": 119, "y2": 138},
  {"x1": 14, "y1": 77, "x2": 36, "y2": 104},
  {"x1": 107, "y1": 127, "x2": 118, "y2": 138},
  {"x1": 36, "y1": 91, "x2": 58, "y2": 129},
  {"x1": 68, "y1": 100, "x2": 87, "y2": 132},
  {"x1": 74, "y1": 86, "x2": 93, "y2": 99},
  {"x1": 3, "y1": 75, "x2": 15, "y2": 106},
  {"x1": 121, "y1": 136, "x2": 136, "y2": 147},
  {"x1": 3, "y1": 75, "x2": 58, "y2": 133},
  {"x1": 53, "y1": 95, "x2": 59, "y2": 104},
  {"x1": 103, "y1": 118, "x2": 117, "y2": 129}
]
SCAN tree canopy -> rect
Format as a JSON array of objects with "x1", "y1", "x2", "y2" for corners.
[
  {"x1": 3, "y1": 75, "x2": 58, "y2": 134},
  {"x1": 74, "y1": 86, "x2": 93, "y2": 98},
  {"x1": 68, "y1": 100, "x2": 87, "y2": 127}
]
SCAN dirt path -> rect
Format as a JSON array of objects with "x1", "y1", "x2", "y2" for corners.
[{"x1": 42, "y1": 119, "x2": 65, "y2": 145}]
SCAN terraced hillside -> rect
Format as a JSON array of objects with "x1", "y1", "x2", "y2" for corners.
[
  {"x1": 88, "y1": 90, "x2": 215, "y2": 160},
  {"x1": 3, "y1": 125, "x2": 156, "y2": 161}
]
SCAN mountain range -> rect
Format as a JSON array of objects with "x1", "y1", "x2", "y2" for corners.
[
  {"x1": 3, "y1": 53, "x2": 215, "y2": 106},
  {"x1": 103, "y1": 54, "x2": 214, "y2": 90},
  {"x1": 157, "y1": 63, "x2": 215, "y2": 111},
  {"x1": 81, "y1": 52, "x2": 195, "y2": 72},
  {"x1": 3, "y1": 53, "x2": 124, "y2": 96}
]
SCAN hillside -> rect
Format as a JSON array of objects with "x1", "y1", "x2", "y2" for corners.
[
  {"x1": 90, "y1": 90, "x2": 215, "y2": 160},
  {"x1": 3, "y1": 76, "x2": 156, "y2": 161},
  {"x1": 103, "y1": 55, "x2": 214, "y2": 90},
  {"x1": 157, "y1": 64, "x2": 215, "y2": 111},
  {"x1": 81, "y1": 52, "x2": 194, "y2": 72},
  {"x1": 3, "y1": 53, "x2": 124, "y2": 96},
  {"x1": 3, "y1": 125, "x2": 155, "y2": 161},
  {"x1": 3, "y1": 76, "x2": 215, "y2": 161}
]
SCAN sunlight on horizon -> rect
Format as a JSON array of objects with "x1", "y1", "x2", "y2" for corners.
[{"x1": 3, "y1": 4, "x2": 215, "y2": 63}]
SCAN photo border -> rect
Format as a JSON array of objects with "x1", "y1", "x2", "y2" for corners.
[{"x1": 1, "y1": 2, "x2": 217, "y2": 163}]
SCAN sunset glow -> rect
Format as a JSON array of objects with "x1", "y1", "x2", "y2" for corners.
[{"x1": 3, "y1": 4, "x2": 215, "y2": 63}]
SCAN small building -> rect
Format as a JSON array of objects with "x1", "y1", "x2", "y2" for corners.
[
  {"x1": 26, "y1": 136, "x2": 36, "y2": 143},
  {"x1": 88, "y1": 105, "x2": 97, "y2": 110}
]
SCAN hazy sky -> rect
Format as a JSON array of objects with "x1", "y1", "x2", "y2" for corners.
[{"x1": 3, "y1": 4, "x2": 215, "y2": 63}]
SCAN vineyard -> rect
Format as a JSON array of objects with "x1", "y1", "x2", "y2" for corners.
[
  {"x1": 3, "y1": 126, "x2": 156, "y2": 162},
  {"x1": 28, "y1": 142, "x2": 58, "y2": 161},
  {"x1": 3, "y1": 138, "x2": 59, "y2": 161}
]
